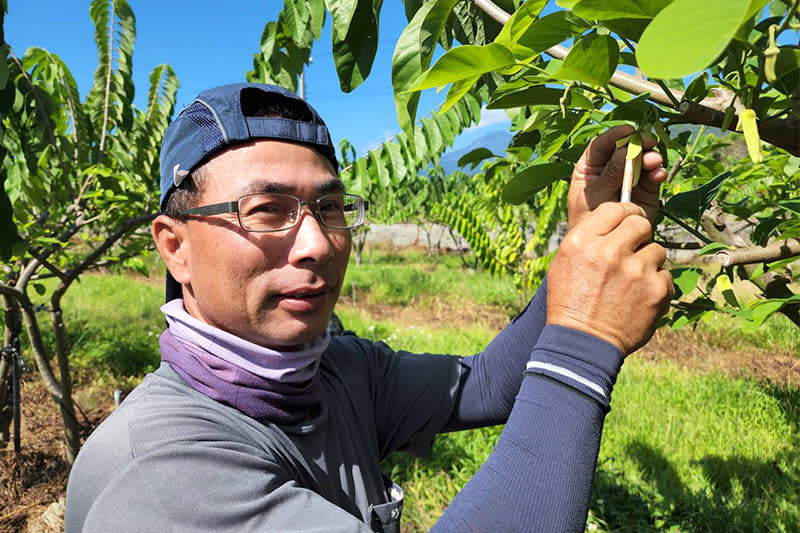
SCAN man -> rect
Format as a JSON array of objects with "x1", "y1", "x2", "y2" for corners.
[{"x1": 65, "y1": 83, "x2": 672, "y2": 532}]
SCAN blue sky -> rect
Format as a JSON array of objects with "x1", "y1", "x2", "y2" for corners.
[{"x1": 5, "y1": 0, "x2": 511, "y2": 156}]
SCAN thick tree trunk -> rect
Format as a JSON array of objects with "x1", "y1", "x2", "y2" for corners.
[{"x1": 51, "y1": 298, "x2": 80, "y2": 466}]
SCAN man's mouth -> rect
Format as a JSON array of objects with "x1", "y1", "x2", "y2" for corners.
[{"x1": 275, "y1": 286, "x2": 332, "y2": 312}]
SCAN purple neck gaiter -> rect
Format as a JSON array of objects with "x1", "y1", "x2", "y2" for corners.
[{"x1": 158, "y1": 299, "x2": 330, "y2": 425}]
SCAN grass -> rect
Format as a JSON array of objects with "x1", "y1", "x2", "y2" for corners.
[
  {"x1": 593, "y1": 360, "x2": 799, "y2": 532},
  {"x1": 343, "y1": 248, "x2": 522, "y2": 314},
  {"x1": 9, "y1": 248, "x2": 800, "y2": 532}
]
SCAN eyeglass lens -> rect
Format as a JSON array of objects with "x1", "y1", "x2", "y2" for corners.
[{"x1": 238, "y1": 193, "x2": 362, "y2": 232}]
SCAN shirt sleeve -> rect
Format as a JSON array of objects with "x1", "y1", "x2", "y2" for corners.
[
  {"x1": 360, "y1": 278, "x2": 549, "y2": 456},
  {"x1": 431, "y1": 325, "x2": 625, "y2": 532},
  {"x1": 348, "y1": 335, "x2": 464, "y2": 459},
  {"x1": 444, "y1": 277, "x2": 549, "y2": 431}
]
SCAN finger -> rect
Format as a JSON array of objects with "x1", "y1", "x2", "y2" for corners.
[
  {"x1": 658, "y1": 268, "x2": 676, "y2": 311},
  {"x1": 574, "y1": 124, "x2": 635, "y2": 176},
  {"x1": 607, "y1": 211, "x2": 653, "y2": 251},
  {"x1": 635, "y1": 241, "x2": 667, "y2": 269},
  {"x1": 641, "y1": 149, "x2": 663, "y2": 172},
  {"x1": 580, "y1": 202, "x2": 648, "y2": 236},
  {"x1": 660, "y1": 268, "x2": 676, "y2": 300}
]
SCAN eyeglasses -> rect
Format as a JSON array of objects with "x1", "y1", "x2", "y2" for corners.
[{"x1": 178, "y1": 192, "x2": 368, "y2": 233}]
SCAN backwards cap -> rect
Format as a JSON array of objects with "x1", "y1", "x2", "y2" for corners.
[
  {"x1": 159, "y1": 82, "x2": 338, "y2": 212},
  {"x1": 158, "y1": 82, "x2": 338, "y2": 302}
]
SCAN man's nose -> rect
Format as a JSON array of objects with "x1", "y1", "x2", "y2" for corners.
[{"x1": 287, "y1": 208, "x2": 335, "y2": 264}]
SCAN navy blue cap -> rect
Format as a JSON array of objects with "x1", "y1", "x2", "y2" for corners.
[{"x1": 159, "y1": 82, "x2": 338, "y2": 212}]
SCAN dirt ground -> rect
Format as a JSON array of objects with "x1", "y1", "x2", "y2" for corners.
[{"x1": 1, "y1": 302, "x2": 798, "y2": 533}]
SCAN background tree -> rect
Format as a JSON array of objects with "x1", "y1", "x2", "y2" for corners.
[{"x1": 0, "y1": 0, "x2": 178, "y2": 464}]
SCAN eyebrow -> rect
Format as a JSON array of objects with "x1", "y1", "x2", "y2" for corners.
[{"x1": 236, "y1": 179, "x2": 345, "y2": 197}]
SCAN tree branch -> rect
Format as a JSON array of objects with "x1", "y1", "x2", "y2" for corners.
[
  {"x1": 679, "y1": 101, "x2": 800, "y2": 155},
  {"x1": 715, "y1": 238, "x2": 800, "y2": 266},
  {"x1": 471, "y1": 0, "x2": 800, "y2": 155},
  {"x1": 700, "y1": 207, "x2": 800, "y2": 327},
  {"x1": 666, "y1": 156, "x2": 683, "y2": 183},
  {"x1": 58, "y1": 213, "x2": 157, "y2": 289},
  {"x1": 27, "y1": 248, "x2": 66, "y2": 281},
  {"x1": 655, "y1": 240, "x2": 702, "y2": 250}
]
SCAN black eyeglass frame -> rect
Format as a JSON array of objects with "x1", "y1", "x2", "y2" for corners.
[{"x1": 177, "y1": 192, "x2": 369, "y2": 233}]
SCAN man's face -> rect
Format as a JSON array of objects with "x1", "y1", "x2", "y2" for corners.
[{"x1": 178, "y1": 140, "x2": 351, "y2": 350}]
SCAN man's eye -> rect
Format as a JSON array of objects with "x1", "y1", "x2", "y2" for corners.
[
  {"x1": 250, "y1": 203, "x2": 285, "y2": 215},
  {"x1": 318, "y1": 200, "x2": 343, "y2": 212}
]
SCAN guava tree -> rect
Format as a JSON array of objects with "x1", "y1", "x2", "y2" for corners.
[
  {"x1": 0, "y1": 0, "x2": 178, "y2": 464},
  {"x1": 252, "y1": 0, "x2": 800, "y2": 332}
]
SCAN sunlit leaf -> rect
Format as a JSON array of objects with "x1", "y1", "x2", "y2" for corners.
[
  {"x1": 495, "y1": 0, "x2": 548, "y2": 49},
  {"x1": 327, "y1": 0, "x2": 381, "y2": 92},
  {"x1": 572, "y1": 0, "x2": 672, "y2": 20},
  {"x1": 552, "y1": 32, "x2": 619, "y2": 86},
  {"x1": 511, "y1": 11, "x2": 590, "y2": 63},
  {"x1": 410, "y1": 43, "x2": 515, "y2": 91},
  {"x1": 392, "y1": 0, "x2": 460, "y2": 136},
  {"x1": 637, "y1": 0, "x2": 757, "y2": 79},
  {"x1": 441, "y1": 74, "x2": 480, "y2": 113},
  {"x1": 671, "y1": 267, "x2": 702, "y2": 296},
  {"x1": 487, "y1": 85, "x2": 592, "y2": 109}
]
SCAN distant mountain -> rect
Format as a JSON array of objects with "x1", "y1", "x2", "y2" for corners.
[{"x1": 439, "y1": 128, "x2": 514, "y2": 175}]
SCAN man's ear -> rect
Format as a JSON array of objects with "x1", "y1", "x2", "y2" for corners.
[{"x1": 152, "y1": 215, "x2": 191, "y2": 284}]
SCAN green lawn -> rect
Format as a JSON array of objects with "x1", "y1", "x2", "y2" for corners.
[{"x1": 19, "y1": 249, "x2": 800, "y2": 532}]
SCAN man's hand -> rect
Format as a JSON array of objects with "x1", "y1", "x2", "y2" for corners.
[
  {"x1": 547, "y1": 202, "x2": 674, "y2": 354},
  {"x1": 568, "y1": 125, "x2": 667, "y2": 229}
]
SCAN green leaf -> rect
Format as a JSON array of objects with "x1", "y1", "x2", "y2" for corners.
[
  {"x1": 458, "y1": 147, "x2": 497, "y2": 169},
  {"x1": 282, "y1": 0, "x2": 311, "y2": 44},
  {"x1": 369, "y1": 148, "x2": 391, "y2": 189},
  {"x1": 385, "y1": 141, "x2": 407, "y2": 183},
  {"x1": 552, "y1": 32, "x2": 619, "y2": 86},
  {"x1": 572, "y1": 0, "x2": 673, "y2": 20},
  {"x1": 0, "y1": 159, "x2": 16, "y2": 261},
  {"x1": 744, "y1": 299, "x2": 786, "y2": 330},
  {"x1": 495, "y1": 0, "x2": 548, "y2": 48},
  {"x1": 410, "y1": 43, "x2": 515, "y2": 91},
  {"x1": 774, "y1": 47, "x2": 800, "y2": 77},
  {"x1": 511, "y1": 11, "x2": 591, "y2": 62},
  {"x1": 392, "y1": 0, "x2": 460, "y2": 136},
  {"x1": 775, "y1": 198, "x2": 800, "y2": 216},
  {"x1": 696, "y1": 242, "x2": 729, "y2": 256},
  {"x1": 488, "y1": 85, "x2": 592, "y2": 109},
  {"x1": 636, "y1": 0, "x2": 755, "y2": 79},
  {"x1": 601, "y1": 18, "x2": 650, "y2": 41},
  {"x1": 671, "y1": 267, "x2": 702, "y2": 296},
  {"x1": 716, "y1": 273, "x2": 739, "y2": 309},
  {"x1": 307, "y1": 0, "x2": 326, "y2": 39},
  {"x1": 441, "y1": 75, "x2": 479, "y2": 113},
  {"x1": 327, "y1": 0, "x2": 381, "y2": 92},
  {"x1": 502, "y1": 162, "x2": 573, "y2": 204},
  {"x1": 33, "y1": 283, "x2": 47, "y2": 296},
  {"x1": 683, "y1": 72, "x2": 709, "y2": 102},
  {"x1": 664, "y1": 171, "x2": 731, "y2": 221}
]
